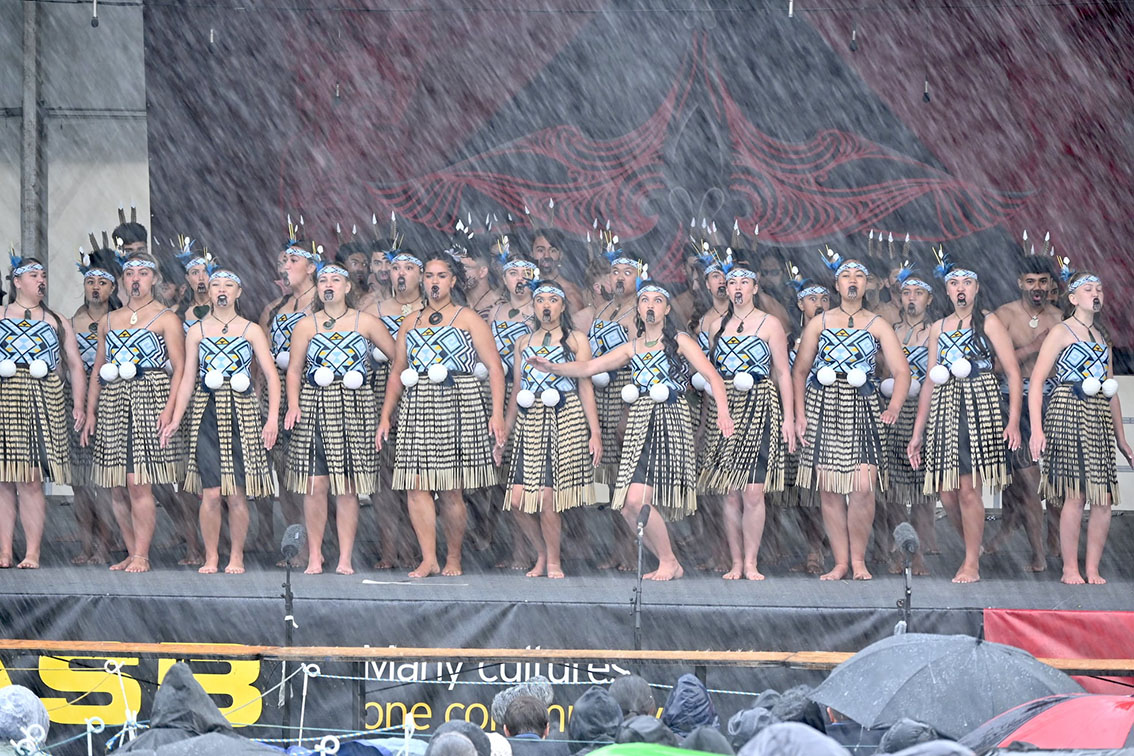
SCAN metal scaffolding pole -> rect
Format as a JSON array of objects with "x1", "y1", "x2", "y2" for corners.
[{"x1": 21, "y1": 0, "x2": 45, "y2": 259}]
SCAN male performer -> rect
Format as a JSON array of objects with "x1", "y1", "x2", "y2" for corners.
[{"x1": 530, "y1": 229, "x2": 586, "y2": 311}]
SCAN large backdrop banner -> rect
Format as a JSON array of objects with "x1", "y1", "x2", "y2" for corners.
[{"x1": 144, "y1": 0, "x2": 1133, "y2": 345}]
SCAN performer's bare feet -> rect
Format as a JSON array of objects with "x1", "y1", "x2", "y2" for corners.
[
  {"x1": 110, "y1": 556, "x2": 133, "y2": 571},
  {"x1": 0, "y1": 553, "x2": 12, "y2": 568},
  {"x1": 1061, "y1": 569, "x2": 1085, "y2": 585},
  {"x1": 546, "y1": 563, "x2": 565, "y2": 579},
  {"x1": 912, "y1": 556, "x2": 930, "y2": 576},
  {"x1": 820, "y1": 564, "x2": 848, "y2": 581},
  {"x1": 305, "y1": 558, "x2": 324, "y2": 575},
  {"x1": 526, "y1": 557, "x2": 546, "y2": 578},
  {"x1": 125, "y1": 555, "x2": 150, "y2": 573},
  {"x1": 648, "y1": 562, "x2": 683, "y2": 581},
  {"x1": 87, "y1": 551, "x2": 110, "y2": 566},
  {"x1": 199, "y1": 563, "x2": 218, "y2": 574},
  {"x1": 225, "y1": 559, "x2": 245, "y2": 575},
  {"x1": 72, "y1": 553, "x2": 90, "y2": 565},
  {"x1": 441, "y1": 559, "x2": 462, "y2": 577},
  {"x1": 179, "y1": 551, "x2": 204, "y2": 567},
  {"x1": 723, "y1": 563, "x2": 743, "y2": 580},
  {"x1": 744, "y1": 564, "x2": 765, "y2": 581},
  {"x1": 888, "y1": 555, "x2": 904, "y2": 575},
  {"x1": 373, "y1": 559, "x2": 394, "y2": 569},
  {"x1": 1086, "y1": 572, "x2": 1106, "y2": 585},
  {"x1": 852, "y1": 561, "x2": 872, "y2": 580},
  {"x1": 335, "y1": 562, "x2": 354, "y2": 576},
  {"x1": 17, "y1": 558, "x2": 39, "y2": 569},
  {"x1": 952, "y1": 565, "x2": 980, "y2": 583},
  {"x1": 409, "y1": 560, "x2": 440, "y2": 578},
  {"x1": 1028, "y1": 552, "x2": 1047, "y2": 572}
]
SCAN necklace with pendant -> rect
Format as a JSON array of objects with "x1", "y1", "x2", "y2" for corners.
[
  {"x1": 400, "y1": 301, "x2": 414, "y2": 316},
  {"x1": 128, "y1": 298, "x2": 153, "y2": 326},
  {"x1": 215, "y1": 313, "x2": 239, "y2": 334},
  {"x1": 427, "y1": 308, "x2": 444, "y2": 326},
  {"x1": 734, "y1": 306, "x2": 757, "y2": 334},
  {"x1": 193, "y1": 304, "x2": 211, "y2": 320},
  {"x1": 540, "y1": 329, "x2": 553, "y2": 347},
  {"x1": 323, "y1": 308, "x2": 347, "y2": 329},
  {"x1": 291, "y1": 285, "x2": 315, "y2": 313},
  {"x1": 16, "y1": 301, "x2": 35, "y2": 320},
  {"x1": 644, "y1": 337, "x2": 661, "y2": 348},
  {"x1": 839, "y1": 305, "x2": 864, "y2": 329},
  {"x1": 1028, "y1": 314, "x2": 1039, "y2": 329}
]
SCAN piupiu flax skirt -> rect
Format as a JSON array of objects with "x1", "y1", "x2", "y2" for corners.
[
  {"x1": 797, "y1": 381, "x2": 884, "y2": 494},
  {"x1": 923, "y1": 371, "x2": 1010, "y2": 494},
  {"x1": 611, "y1": 397, "x2": 697, "y2": 521},
  {"x1": 93, "y1": 371, "x2": 184, "y2": 487},
  {"x1": 1040, "y1": 384, "x2": 1118, "y2": 508},
  {"x1": 67, "y1": 379, "x2": 93, "y2": 487},
  {"x1": 699, "y1": 379, "x2": 785, "y2": 494},
  {"x1": 393, "y1": 374, "x2": 496, "y2": 492},
  {"x1": 184, "y1": 385, "x2": 274, "y2": 498},
  {"x1": 264, "y1": 367, "x2": 291, "y2": 468},
  {"x1": 285, "y1": 381, "x2": 378, "y2": 496},
  {"x1": 594, "y1": 367, "x2": 632, "y2": 486},
  {"x1": 0, "y1": 369, "x2": 70, "y2": 484},
  {"x1": 505, "y1": 392, "x2": 594, "y2": 513},
  {"x1": 883, "y1": 397, "x2": 932, "y2": 507}
]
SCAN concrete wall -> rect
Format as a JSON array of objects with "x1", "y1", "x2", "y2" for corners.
[{"x1": 0, "y1": 1, "x2": 148, "y2": 314}]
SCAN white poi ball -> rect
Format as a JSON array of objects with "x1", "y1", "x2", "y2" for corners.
[
  {"x1": 909, "y1": 377, "x2": 922, "y2": 398},
  {"x1": 516, "y1": 389, "x2": 536, "y2": 408},
  {"x1": 541, "y1": 388, "x2": 561, "y2": 407},
  {"x1": 371, "y1": 346, "x2": 388, "y2": 363},
  {"x1": 649, "y1": 383, "x2": 671, "y2": 403},
  {"x1": 400, "y1": 368, "x2": 419, "y2": 387},
  {"x1": 880, "y1": 378, "x2": 895, "y2": 398},
  {"x1": 427, "y1": 363, "x2": 449, "y2": 383},
  {"x1": 950, "y1": 357, "x2": 972, "y2": 379},
  {"x1": 204, "y1": 369, "x2": 225, "y2": 390},
  {"x1": 591, "y1": 371, "x2": 611, "y2": 389},
  {"x1": 847, "y1": 368, "x2": 868, "y2": 388},
  {"x1": 0, "y1": 359, "x2": 16, "y2": 378},
  {"x1": 28, "y1": 359, "x2": 48, "y2": 379},
  {"x1": 230, "y1": 372, "x2": 251, "y2": 393},
  {"x1": 1102, "y1": 378, "x2": 1119, "y2": 398},
  {"x1": 691, "y1": 372, "x2": 707, "y2": 392},
  {"x1": 733, "y1": 371, "x2": 755, "y2": 392},
  {"x1": 117, "y1": 361, "x2": 137, "y2": 380},
  {"x1": 621, "y1": 384, "x2": 640, "y2": 403},
  {"x1": 1082, "y1": 377, "x2": 1102, "y2": 397},
  {"x1": 275, "y1": 351, "x2": 290, "y2": 370},
  {"x1": 473, "y1": 361, "x2": 489, "y2": 380},
  {"x1": 314, "y1": 366, "x2": 335, "y2": 387},
  {"x1": 929, "y1": 364, "x2": 951, "y2": 385},
  {"x1": 98, "y1": 362, "x2": 119, "y2": 382},
  {"x1": 342, "y1": 370, "x2": 365, "y2": 390},
  {"x1": 817, "y1": 366, "x2": 836, "y2": 386}
]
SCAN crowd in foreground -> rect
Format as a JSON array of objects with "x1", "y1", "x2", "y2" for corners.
[{"x1": 0, "y1": 211, "x2": 1128, "y2": 588}]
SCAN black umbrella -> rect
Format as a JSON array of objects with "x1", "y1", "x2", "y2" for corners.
[{"x1": 809, "y1": 633, "x2": 1083, "y2": 739}]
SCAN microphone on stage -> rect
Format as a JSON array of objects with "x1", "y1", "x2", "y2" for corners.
[
  {"x1": 281, "y1": 524, "x2": 306, "y2": 560},
  {"x1": 637, "y1": 504, "x2": 652, "y2": 533},
  {"x1": 894, "y1": 522, "x2": 920, "y2": 560}
]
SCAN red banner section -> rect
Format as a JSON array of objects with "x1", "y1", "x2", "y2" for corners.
[{"x1": 984, "y1": 609, "x2": 1134, "y2": 695}]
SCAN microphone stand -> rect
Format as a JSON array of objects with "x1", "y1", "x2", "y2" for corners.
[
  {"x1": 631, "y1": 506, "x2": 650, "y2": 651},
  {"x1": 281, "y1": 557, "x2": 298, "y2": 740},
  {"x1": 896, "y1": 557, "x2": 912, "y2": 632}
]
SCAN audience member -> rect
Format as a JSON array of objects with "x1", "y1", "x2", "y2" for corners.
[
  {"x1": 661, "y1": 673, "x2": 719, "y2": 737},
  {"x1": 727, "y1": 706, "x2": 779, "y2": 751},
  {"x1": 566, "y1": 687, "x2": 622, "y2": 755},
  {"x1": 681, "y1": 725, "x2": 735, "y2": 755},
  {"x1": 878, "y1": 718, "x2": 939, "y2": 753},
  {"x1": 609, "y1": 675, "x2": 656, "y2": 720},
  {"x1": 432, "y1": 720, "x2": 492, "y2": 756},
  {"x1": 738, "y1": 722, "x2": 850, "y2": 756},
  {"x1": 427, "y1": 732, "x2": 480, "y2": 756},
  {"x1": 615, "y1": 714, "x2": 678, "y2": 746},
  {"x1": 0, "y1": 685, "x2": 49, "y2": 754}
]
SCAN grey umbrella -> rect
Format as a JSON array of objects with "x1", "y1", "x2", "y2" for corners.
[{"x1": 809, "y1": 633, "x2": 1083, "y2": 740}]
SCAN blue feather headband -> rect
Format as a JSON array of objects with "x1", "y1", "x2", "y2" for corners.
[
  {"x1": 819, "y1": 246, "x2": 869, "y2": 277},
  {"x1": 1059, "y1": 256, "x2": 1099, "y2": 293},
  {"x1": 896, "y1": 261, "x2": 932, "y2": 292},
  {"x1": 386, "y1": 251, "x2": 423, "y2": 268},
  {"x1": 209, "y1": 269, "x2": 242, "y2": 286},
  {"x1": 635, "y1": 264, "x2": 670, "y2": 299},
  {"x1": 316, "y1": 262, "x2": 350, "y2": 280},
  {"x1": 933, "y1": 248, "x2": 977, "y2": 282},
  {"x1": 532, "y1": 283, "x2": 566, "y2": 300},
  {"x1": 9, "y1": 251, "x2": 43, "y2": 278},
  {"x1": 75, "y1": 248, "x2": 116, "y2": 283}
]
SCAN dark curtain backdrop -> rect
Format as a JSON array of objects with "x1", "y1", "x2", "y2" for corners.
[{"x1": 145, "y1": 0, "x2": 1133, "y2": 350}]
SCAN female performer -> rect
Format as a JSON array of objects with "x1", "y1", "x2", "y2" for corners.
[
  {"x1": 699, "y1": 265, "x2": 794, "y2": 580},
  {"x1": 85, "y1": 252, "x2": 185, "y2": 573},
  {"x1": 908, "y1": 258, "x2": 1021, "y2": 584},
  {"x1": 377, "y1": 251, "x2": 506, "y2": 578},
  {"x1": 1029, "y1": 270, "x2": 1131, "y2": 584},
  {"x1": 285, "y1": 261, "x2": 395, "y2": 575},
  {"x1": 162, "y1": 269, "x2": 280, "y2": 574},
  {"x1": 0, "y1": 257, "x2": 86, "y2": 569},
  {"x1": 500, "y1": 281, "x2": 601, "y2": 578},
  {"x1": 530, "y1": 272, "x2": 734, "y2": 581},
  {"x1": 792, "y1": 255, "x2": 910, "y2": 581}
]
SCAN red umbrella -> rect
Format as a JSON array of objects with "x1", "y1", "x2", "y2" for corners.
[{"x1": 961, "y1": 694, "x2": 1134, "y2": 750}]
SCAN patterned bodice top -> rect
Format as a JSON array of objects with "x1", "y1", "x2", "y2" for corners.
[
  {"x1": 519, "y1": 344, "x2": 576, "y2": 393},
  {"x1": 630, "y1": 348, "x2": 684, "y2": 394},
  {"x1": 1056, "y1": 331, "x2": 1109, "y2": 383},
  {"x1": 697, "y1": 331, "x2": 711, "y2": 356},
  {"x1": 588, "y1": 302, "x2": 630, "y2": 357},
  {"x1": 0, "y1": 317, "x2": 60, "y2": 370},
  {"x1": 75, "y1": 326, "x2": 99, "y2": 372},
  {"x1": 713, "y1": 331, "x2": 772, "y2": 378},
  {"x1": 105, "y1": 310, "x2": 170, "y2": 369},
  {"x1": 904, "y1": 345, "x2": 929, "y2": 382},
  {"x1": 936, "y1": 328, "x2": 992, "y2": 372},
  {"x1": 407, "y1": 309, "x2": 476, "y2": 374},
  {"x1": 813, "y1": 314, "x2": 878, "y2": 374},
  {"x1": 305, "y1": 322, "x2": 369, "y2": 380},
  {"x1": 380, "y1": 314, "x2": 406, "y2": 338},
  {"x1": 199, "y1": 334, "x2": 254, "y2": 379},
  {"x1": 493, "y1": 318, "x2": 533, "y2": 374},
  {"x1": 270, "y1": 310, "x2": 308, "y2": 360}
]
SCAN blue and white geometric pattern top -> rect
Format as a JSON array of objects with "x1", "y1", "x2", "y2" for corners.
[
  {"x1": 380, "y1": 314, "x2": 406, "y2": 338},
  {"x1": 697, "y1": 330, "x2": 711, "y2": 356},
  {"x1": 106, "y1": 329, "x2": 168, "y2": 369},
  {"x1": 936, "y1": 328, "x2": 992, "y2": 372},
  {"x1": 1056, "y1": 340, "x2": 1109, "y2": 382},
  {"x1": 493, "y1": 319, "x2": 532, "y2": 374},
  {"x1": 630, "y1": 349, "x2": 683, "y2": 393},
  {"x1": 270, "y1": 311, "x2": 308, "y2": 359},
  {"x1": 407, "y1": 326, "x2": 477, "y2": 374},
  {"x1": 814, "y1": 320, "x2": 878, "y2": 375},
  {"x1": 305, "y1": 330, "x2": 369, "y2": 380},
  {"x1": 904, "y1": 345, "x2": 929, "y2": 382},
  {"x1": 199, "y1": 336, "x2": 254, "y2": 379},
  {"x1": 519, "y1": 344, "x2": 576, "y2": 393},
  {"x1": 713, "y1": 332, "x2": 771, "y2": 378},
  {"x1": 588, "y1": 303, "x2": 630, "y2": 357},
  {"x1": 0, "y1": 318, "x2": 60, "y2": 370},
  {"x1": 75, "y1": 328, "x2": 99, "y2": 372}
]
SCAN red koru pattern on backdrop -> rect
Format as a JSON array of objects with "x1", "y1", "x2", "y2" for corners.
[
  {"x1": 984, "y1": 608, "x2": 1134, "y2": 695},
  {"x1": 368, "y1": 33, "x2": 1027, "y2": 279}
]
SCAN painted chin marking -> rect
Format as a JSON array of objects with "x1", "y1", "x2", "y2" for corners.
[
  {"x1": 430, "y1": 286, "x2": 440, "y2": 298},
  {"x1": 615, "y1": 281, "x2": 625, "y2": 294},
  {"x1": 323, "y1": 290, "x2": 334, "y2": 301},
  {"x1": 131, "y1": 283, "x2": 141, "y2": 295},
  {"x1": 733, "y1": 293, "x2": 743, "y2": 304},
  {"x1": 38, "y1": 284, "x2": 46, "y2": 295},
  {"x1": 216, "y1": 295, "x2": 228, "y2": 307},
  {"x1": 396, "y1": 277, "x2": 406, "y2": 291},
  {"x1": 541, "y1": 309, "x2": 552, "y2": 321},
  {"x1": 846, "y1": 286, "x2": 858, "y2": 297},
  {"x1": 90, "y1": 292, "x2": 101, "y2": 301},
  {"x1": 1030, "y1": 291, "x2": 1044, "y2": 304},
  {"x1": 957, "y1": 294, "x2": 968, "y2": 306},
  {"x1": 1093, "y1": 298, "x2": 1102, "y2": 311},
  {"x1": 814, "y1": 308, "x2": 824, "y2": 316},
  {"x1": 716, "y1": 286, "x2": 727, "y2": 297},
  {"x1": 197, "y1": 284, "x2": 207, "y2": 293},
  {"x1": 515, "y1": 283, "x2": 527, "y2": 294},
  {"x1": 645, "y1": 311, "x2": 656, "y2": 323}
]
